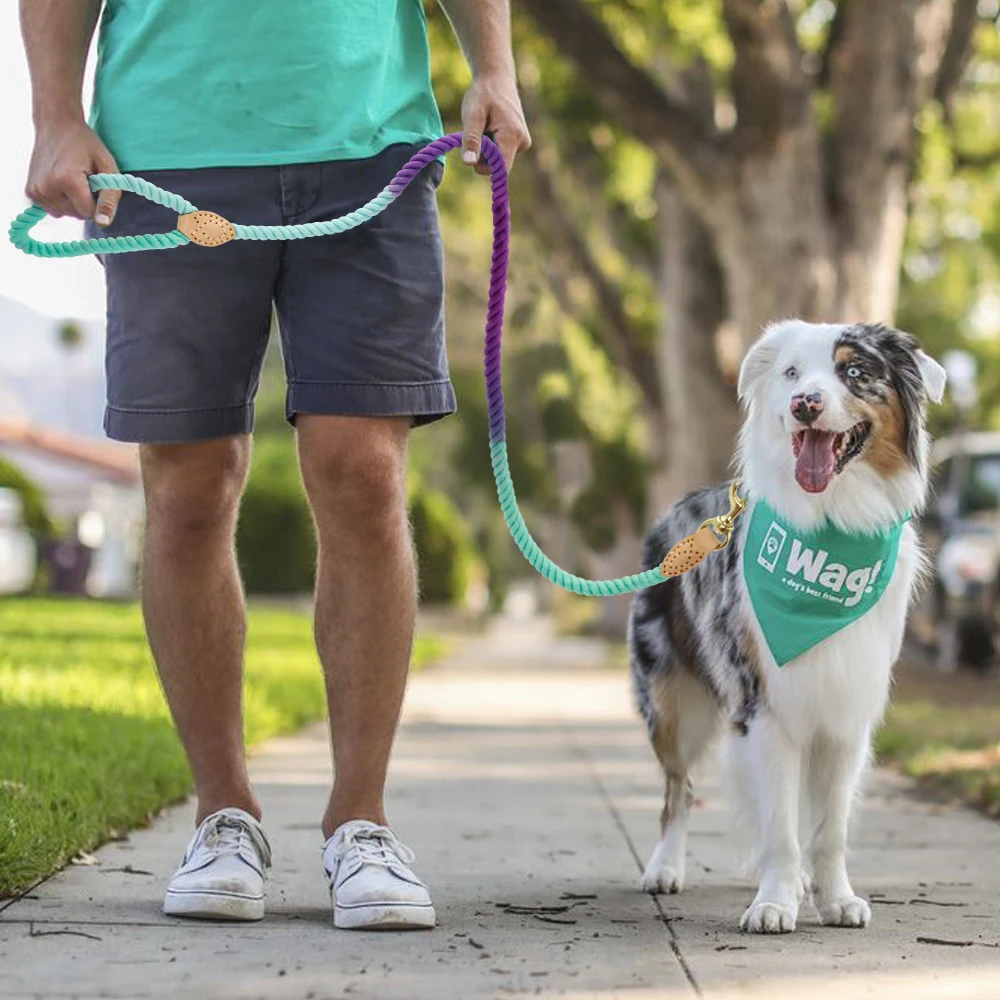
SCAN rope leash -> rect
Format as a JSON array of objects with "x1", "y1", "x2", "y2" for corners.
[{"x1": 8, "y1": 132, "x2": 745, "y2": 593}]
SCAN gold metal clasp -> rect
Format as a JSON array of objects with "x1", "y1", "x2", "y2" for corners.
[
  {"x1": 698, "y1": 481, "x2": 748, "y2": 550},
  {"x1": 177, "y1": 211, "x2": 236, "y2": 247}
]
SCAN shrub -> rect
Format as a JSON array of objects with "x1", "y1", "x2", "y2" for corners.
[
  {"x1": 236, "y1": 438, "x2": 482, "y2": 604},
  {"x1": 408, "y1": 476, "x2": 481, "y2": 605},
  {"x1": 0, "y1": 457, "x2": 54, "y2": 539},
  {"x1": 237, "y1": 438, "x2": 316, "y2": 594}
]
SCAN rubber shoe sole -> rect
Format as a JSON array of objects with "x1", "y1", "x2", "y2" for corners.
[
  {"x1": 164, "y1": 888, "x2": 265, "y2": 922},
  {"x1": 334, "y1": 900, "x2": 436, "y2": 930}
]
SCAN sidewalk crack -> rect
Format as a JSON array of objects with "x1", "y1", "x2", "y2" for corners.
[{"x1": 569, "y1": 735, "x2": 702, "y2": 997}]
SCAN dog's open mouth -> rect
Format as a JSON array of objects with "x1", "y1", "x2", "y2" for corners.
[{"x1": 791, "y1": 421, "x2": 872, "y2": 493}]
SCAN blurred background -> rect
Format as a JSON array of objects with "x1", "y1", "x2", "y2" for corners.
[
  {"x1": 4, "y1": 1, "x2": 1000, "y2": 650},
  {"x1": 4, "y1": 0, "x2": 1000, "y2": 902}
]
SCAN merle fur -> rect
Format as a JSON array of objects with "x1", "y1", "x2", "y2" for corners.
[
  {"x1": 833, "y1": 324, "x2": 929, "y2": 468},
  {"x1": 630, "y1": 484, "x2": 761, "y2": 737}
]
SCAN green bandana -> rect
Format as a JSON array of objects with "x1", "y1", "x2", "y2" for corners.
[{"x1": 743, "y1": 499, "x2": 905, "y2": 666}]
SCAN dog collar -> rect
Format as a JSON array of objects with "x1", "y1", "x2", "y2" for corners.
[{"x1": 743, "y1": 499, "x2": 907, "y2": 666}]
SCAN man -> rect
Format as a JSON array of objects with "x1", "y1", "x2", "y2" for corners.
[{"x1": 21, "y1": 0, "x2": 529, "y2": 929}]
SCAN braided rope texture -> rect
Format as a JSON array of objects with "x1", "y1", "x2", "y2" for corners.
[
  {"x1": 7, "y1": 133, "x2": 669, "y2": 594},
  {"x1": 9, "y1": 174, "x2": 197, "y2": 258}
]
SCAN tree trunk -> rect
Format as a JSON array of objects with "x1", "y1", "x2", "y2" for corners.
[
  {"x1": 588, "y1": 498, "x2": 645, "y2": 637},
  {"x1": 654, "y1": 176, "x2": 738, "y2": 506},
  {"x1": 712, "y1": 153, "x2": 837, "y2": 344}
]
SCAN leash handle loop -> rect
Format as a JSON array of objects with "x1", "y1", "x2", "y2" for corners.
[{"x1": 8, "y1": 174, "x2": 196, "y2": 258}]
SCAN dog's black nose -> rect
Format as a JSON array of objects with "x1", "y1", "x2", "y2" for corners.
[{"x1": 791, "y1": 391, "x2": 824, "y2": 424}]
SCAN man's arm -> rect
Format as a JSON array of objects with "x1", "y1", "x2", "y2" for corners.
[
  {"x1": 20, "y1": 0, "x2": 121, "y2": 223},
  {"x1": 436, "y1": 0, "x2": 531, "y2": 171}
]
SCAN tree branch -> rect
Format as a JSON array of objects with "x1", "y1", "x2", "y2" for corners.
[
  {"x1": 518, "y1": 0, "x2": 724, "y2": 213},
  {"x1": 722, "y1": 0, "x2": 814, "y2": 152},
  {"x1": 828, "y1": 1, "x2": 972, "y2": 207},
  {"x1": 519, "y1": 152, "x2": 662, "y2": 411},
  {"x1": 817, "y1": 0, "x2": 846, "y2": 90},
  {"x1": 517, "y1": 82, "x2": 657, "y2": 284},
  {"x1": 933, "y1": 0, "x2": 980, "y2": 121},
  {"x1": 954, "y1": 145, "x2": 1000, "y2": 170}
]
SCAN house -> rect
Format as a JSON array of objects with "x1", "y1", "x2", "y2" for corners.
[{"x1": 0, "y1": 419, "x2": 142, "y2": 597}]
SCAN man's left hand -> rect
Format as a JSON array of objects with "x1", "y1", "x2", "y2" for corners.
[{"x1": 460, "y1": 73, "x2": 531, "y2": 174}]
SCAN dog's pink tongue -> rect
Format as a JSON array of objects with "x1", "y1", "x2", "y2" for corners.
[{"x1": 795, "y1": 430, "x2": 836, "y2": 493}]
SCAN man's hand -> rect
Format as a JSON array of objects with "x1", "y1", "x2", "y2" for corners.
[
  {"x1": 460, "y1": 72, "x2": 531, "y2": 174},
  {"x1": 26, "y1": 119, "x2": 121, "y2": 225}
]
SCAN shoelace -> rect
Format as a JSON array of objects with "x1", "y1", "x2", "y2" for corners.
[
  {"x1": 198, "y1": 814, "x2": 272, "y2": 867},
  {"x1": 333, "y1": 826, "x2": 416, "y2": 869}
]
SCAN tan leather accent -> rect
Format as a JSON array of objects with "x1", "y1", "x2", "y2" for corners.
[
  {"x1": 178, "y1": 211, "x2": 236, "y2": 247},
  {"x1": 659, "y1": 525, "x2": 722, "y2": 577}
]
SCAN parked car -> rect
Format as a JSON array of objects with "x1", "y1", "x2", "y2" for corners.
[{"x1": 917, "y1": 431, "x2": 1000, "y2": 670}]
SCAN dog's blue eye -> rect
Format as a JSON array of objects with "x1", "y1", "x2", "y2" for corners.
[
  {"x1": 784, "y1": 366, "x2": 798, "y2": 380},
  {"x1": 847, "y1": 366, "x2": 861, "y2": 378}
]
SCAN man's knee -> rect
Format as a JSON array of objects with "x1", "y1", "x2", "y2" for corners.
[
  {"x1": 142, "y1": 437, "x2": 251, "y2": 535},
  {"x1": 298, "y1": 417, "x2": 409, "y2": 525}
]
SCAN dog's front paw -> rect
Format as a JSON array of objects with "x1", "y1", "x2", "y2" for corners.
[
  {"x1": 818, "y1": 895, "x2": 871, "y2": 928},
  {"x1": 641, "y1": 864, "x2": 684, "y2": 895},
  {"x1": 740, "y1": 900, "x2": 797, "y2": 934}
]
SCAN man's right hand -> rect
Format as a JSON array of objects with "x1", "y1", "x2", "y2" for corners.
[{"x1": 26, "y1": 120, "x2": 121, "y2": 226}]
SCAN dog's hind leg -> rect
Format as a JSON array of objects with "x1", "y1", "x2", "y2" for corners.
[
  {"x1": 640, "y1": 670, "x2": 719, "y2": 895},
  {"x1": 805, "y1": 733, "x2": 872, "y2": 928}
]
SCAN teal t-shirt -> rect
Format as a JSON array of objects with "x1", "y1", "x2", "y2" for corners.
[
  {"x1": 90, "y1": 0, "x2": 444, "y2": 171},
  {"x1": 743, "y1": 499, "x2": 906, "y2": 667}
]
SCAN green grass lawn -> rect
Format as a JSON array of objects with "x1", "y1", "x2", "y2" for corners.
[
  {"x1": 0, "y1": 598, "x2": 447, "y2": 898},
  {"x1": 876, "y1": 667, "x2": 1000, "y2": 819}
]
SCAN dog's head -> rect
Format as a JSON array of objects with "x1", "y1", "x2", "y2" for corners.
[{"x1": 737, "y1": 320, "x2": 946, "y2": 526}]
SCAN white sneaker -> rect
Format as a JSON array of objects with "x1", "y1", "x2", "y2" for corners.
[
  {"x1": 323, "y1": 820, "x2": 436, "y2": 930},
  {"x1": 163, "y1": 807, "x2": 271, "y2": 921}
]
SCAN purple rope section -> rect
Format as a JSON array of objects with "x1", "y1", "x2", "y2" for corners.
[{"x1": 389, "y1": 133, "x2": 509, "y2": 444}]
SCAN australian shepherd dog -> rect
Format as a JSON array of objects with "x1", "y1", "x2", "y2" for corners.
[{"x1": 628, "y1": 320, "x2": 946, "y2": 933}]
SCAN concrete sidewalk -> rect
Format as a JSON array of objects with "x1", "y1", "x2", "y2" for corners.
[{"x1": 3, "y1": 616, "x2": 1000, "y2": 999}]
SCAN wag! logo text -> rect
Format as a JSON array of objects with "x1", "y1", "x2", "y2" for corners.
[{"x1": 757, "y1": 521, "x2": 883, "y2": 608}]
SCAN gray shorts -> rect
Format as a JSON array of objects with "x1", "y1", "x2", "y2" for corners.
[{"x1": 89, "y1": 143, "x2": 456, "y2": 443}]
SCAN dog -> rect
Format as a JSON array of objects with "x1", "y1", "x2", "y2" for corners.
[{"x1": 627, "y1": 319, "x2": 947, "y2": 934}]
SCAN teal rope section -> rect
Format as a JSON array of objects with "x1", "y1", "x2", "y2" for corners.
[
  {"x1": 234, "y1": 188, "x2": 396, "y2": 240},
  {"x1": 490, "y1": 441, "x2": 667, "y2": 595},
  {"x1": 89, "y1": 173, "x2": 197, "y2": 214}
]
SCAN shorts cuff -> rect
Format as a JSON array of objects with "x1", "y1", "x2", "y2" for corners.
[
  {"x1": 104, "y1": 403, "x2": 254, "y2": 443},
  {"x1": 287, "y1": 380, "x2": 458, "y2": 427}
]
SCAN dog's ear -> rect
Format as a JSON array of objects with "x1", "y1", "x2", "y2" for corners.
[
  {"x1": 737, "y1": 324, "x2": 783, "y2": 406},
  {"x1": 915, "y1": 349, "x2": 947, "y2": 404}
]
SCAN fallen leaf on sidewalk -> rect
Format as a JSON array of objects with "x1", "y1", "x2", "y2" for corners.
[
  {"x1": 534, "y1": 914, "x2": 578, "y2": 925},
  {"x1": 100, "y1": 865, "x2": 154, "y2": 876},
  {"x1": 559, "y1": 893, "x2": 597, "y2": 901},
  {"x1": 909, "y1": 898, "x2": 967, "y2": 907},
  {"x1": 69, "y1": 852, "x2": 99, "y2": 866}
]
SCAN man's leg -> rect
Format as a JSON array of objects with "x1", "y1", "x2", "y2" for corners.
[
  {"x1": 140, "y1": 436, "x2": 259, "y2": 823},
  {"x1": 296, "y1": 415, "x2": 415, "y2": 836}
]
